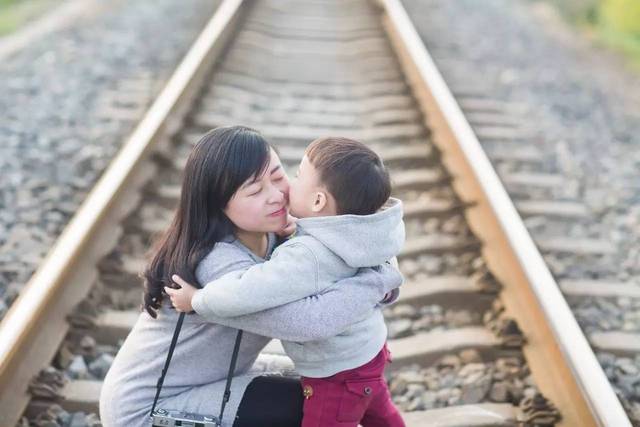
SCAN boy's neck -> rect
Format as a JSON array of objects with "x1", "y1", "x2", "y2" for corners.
[
  {"x1": 304, "y1": 210, "x2": 337, "y2": 219},
  {"x1": 235, "y1": 230, "x2": 268, "y2": 258}
]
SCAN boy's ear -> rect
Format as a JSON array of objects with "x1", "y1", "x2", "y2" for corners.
[{"x1": 311, "y1": 191, "x2": 328, "y2": 213}]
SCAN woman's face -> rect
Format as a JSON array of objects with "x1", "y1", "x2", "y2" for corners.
[{"x1": 224, "y1": 148, "x2": 290, "y2": 233}]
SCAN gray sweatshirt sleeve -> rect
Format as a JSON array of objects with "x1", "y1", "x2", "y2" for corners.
[
  {"x1": 192, "y1": 242, "x2": 319, "y2": 318},
  {"x1": 195, "y1": 264, "x2": 403, "y2": 342}
]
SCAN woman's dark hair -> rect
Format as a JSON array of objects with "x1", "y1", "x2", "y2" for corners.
[{"x1": 142, "y1": 125, "x2": 271, "y2": 318}]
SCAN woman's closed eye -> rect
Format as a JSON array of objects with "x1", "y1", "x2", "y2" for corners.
[{"x1": 247, "y1": 183, "x2": 262, "y2": 196}]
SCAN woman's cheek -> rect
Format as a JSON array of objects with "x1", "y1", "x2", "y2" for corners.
[{"x1": 225, "y1": 198, "x2": 262, "y2": 229}]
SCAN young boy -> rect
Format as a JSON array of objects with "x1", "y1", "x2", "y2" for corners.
[{"x1": 167, "y1": 137, "x2": 406, "y2": 427}]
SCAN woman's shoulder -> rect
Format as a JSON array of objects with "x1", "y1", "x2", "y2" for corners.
[{"x1": 195, "y1": 240, "x2": 256, "y2": 284}]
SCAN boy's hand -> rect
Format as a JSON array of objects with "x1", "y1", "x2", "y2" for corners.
[
  {"x1": 164, "y1": 274, "x2": 198, "y2": 313},
  {"x1": 276, "y1": 213, "x2": 297, "y2": 238},
  {"x1": 357, "y1": 262, "x2": 403, "y2": 305}
]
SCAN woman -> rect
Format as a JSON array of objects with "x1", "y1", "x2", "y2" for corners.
[{"x1": 99, "y1": 126, "x2": 402, "y2": 427}]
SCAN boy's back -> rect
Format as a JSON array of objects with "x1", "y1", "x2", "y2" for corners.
[{"x1": 280, "y1": 197, "x2": 404, "y2": 377}]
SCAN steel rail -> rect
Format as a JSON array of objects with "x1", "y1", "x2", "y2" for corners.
[{"x1": 377, "y1": 0, "x2": 630, "y2": 425}]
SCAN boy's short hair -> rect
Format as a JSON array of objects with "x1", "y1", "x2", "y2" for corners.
[{"x1": 305, "y1": 137, "x2": 391, "y2": 215}]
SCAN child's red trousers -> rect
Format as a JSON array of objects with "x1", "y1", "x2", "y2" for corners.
[{"x1": 300, "y1": 343, "x2": 405, "y2": 427}]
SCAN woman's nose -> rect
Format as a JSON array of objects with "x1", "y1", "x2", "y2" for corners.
[
  {"x1": 267, "y1": 186, "x2": 285, "y2": 204},
  {"x1": 275, "y1": 180, "x2": 290, "y2": 202},
  {"x1": 280, "y1": 185, "x2": 290, "y2": 203}
]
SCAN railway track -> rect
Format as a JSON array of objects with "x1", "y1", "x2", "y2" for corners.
[
  {"x1": 0, "y1": 0, "x2": 630, "y2": 425},
  {"x1": 412, "y1": 12, "x2": 640, "y2": 422},
  {"x1": 430, "y1": 86, "x2": 640, "y2": 425}
]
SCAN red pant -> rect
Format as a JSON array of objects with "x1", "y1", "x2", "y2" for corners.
[{"x1": 300, "y1": 344, "x2": 405, "y2": 427}]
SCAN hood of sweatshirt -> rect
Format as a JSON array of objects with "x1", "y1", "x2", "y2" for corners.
[{"x1": 295, "y1": 197, "x2": 405, "y2": 268}]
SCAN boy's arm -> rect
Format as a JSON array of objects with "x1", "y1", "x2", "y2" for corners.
[
  {"x1": 195, "y1": 263, "x2": 403, "y2": 342},
  {"x1": 192, "y1": 242, "x2": 319, "y2": 318}
]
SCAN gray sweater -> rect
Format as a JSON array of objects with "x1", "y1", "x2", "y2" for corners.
[
  {"x1": 99, "y1": 233, "x2": 402, "y2": 427},
  {"x1": 192, "y1": 198, "x2": 405, "y2": 377}
]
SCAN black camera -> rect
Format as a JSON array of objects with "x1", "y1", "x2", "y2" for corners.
[{"x1": 151, "y1": 408, "x2": 220, "y2": 427}]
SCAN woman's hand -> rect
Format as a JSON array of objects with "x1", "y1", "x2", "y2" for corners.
[
  {"x1": 164, "y1": 275, "x2": 198, "y2": 312},
  {"x1": 276, "y1": 213, "x2": 297, "y2": 238}
]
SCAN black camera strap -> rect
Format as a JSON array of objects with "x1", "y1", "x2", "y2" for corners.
[
  {"x1": 151, "y1": 312, "x2": 244, "y2": 422},
  {"x1": 219, "y1": 329, "x2": 243, "y2": 421}
]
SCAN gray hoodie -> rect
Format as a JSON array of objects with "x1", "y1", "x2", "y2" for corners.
[
  {"x1": 192, "y1": 198, "x2": 405, "y2": 377},
  {"x1": 99, "y1": 233, "x2": 403, "y2": 427}
]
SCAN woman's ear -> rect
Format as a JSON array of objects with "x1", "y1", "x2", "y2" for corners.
[{"x1": 311, "y1": 191, "x2": 328, "y2": 213}]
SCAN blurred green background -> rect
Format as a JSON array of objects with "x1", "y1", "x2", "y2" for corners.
[
  {"x1": 1, "y1": 0, "x2": 639, "y2": 65},
  {"x1": 0, "y1": 0, "x2": 57, "y2": 36},
  {"x1": 542, "y1": 0, "x2": 640, "y2": 63}
]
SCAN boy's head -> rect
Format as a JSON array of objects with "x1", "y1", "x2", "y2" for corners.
[{"x1": 289, "y1": 137, "x2": 391, "y2": 218}]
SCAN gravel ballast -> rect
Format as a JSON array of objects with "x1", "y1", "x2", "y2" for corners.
[{"x1": 0, "y1": 0, "x2": 220, "y2": 321}]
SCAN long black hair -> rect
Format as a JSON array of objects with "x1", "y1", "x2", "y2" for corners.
[{"x1": 142, "y1": 125, "x2": 271, "y2": 318}]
